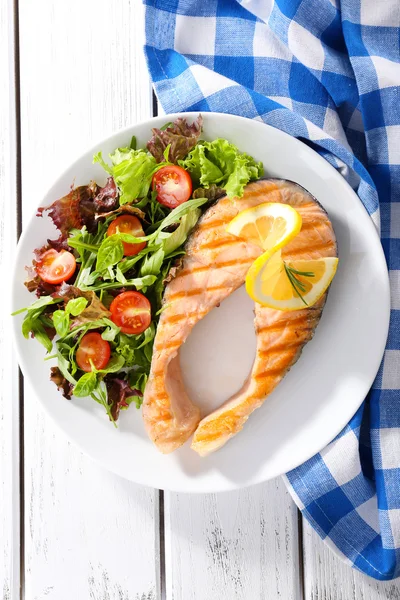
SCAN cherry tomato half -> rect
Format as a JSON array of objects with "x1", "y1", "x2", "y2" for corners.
[
  {"x1": 107, "y1": 215, "x2": 147, "y2": 257},
  {"x1": 76, "y1": 332, "x2": 111, "y2": 373},
  {"x1": 36, "y1": 249, "x2": 76, "y2": 284},
  {"x1": 110, "y1": 291, "x2": 151, "y2": 335},
  {"x1": 152, "y1": 165, "x2": 192, "y2": 209}
]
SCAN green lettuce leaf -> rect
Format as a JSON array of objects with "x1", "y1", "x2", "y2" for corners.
[
  {"x1": 94, "y1": 149, "x2": 159, "y2": 205},
  {"x1": 179, "y1": 138, "x2": 263, "y2": 198}
]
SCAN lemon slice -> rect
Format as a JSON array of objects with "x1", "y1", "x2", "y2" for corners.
[
  {"x1": 226, "y1": 202, "x2": 302, "y2": 252},
  {"x1": 246, "y1": 250, "x2": 339, "y2": 311}
]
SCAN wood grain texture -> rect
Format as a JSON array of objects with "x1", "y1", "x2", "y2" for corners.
[
  {"x1": 0, "y1": 0, "x2": 20, "y2": 598},
  {"x1": 18, "y1": 1, "x2": 157, "y2": 598},
  {"x1": 303, "y1": 521, "x2": 400, "y2": 600},
  {"x1": 165, "y1": 479, "x2": 301, "y2": 600}
]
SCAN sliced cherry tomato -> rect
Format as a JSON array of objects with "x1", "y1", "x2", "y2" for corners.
[
  {"x1": 110, "y1": 291, "x2": 151, "y2": 335},
  {"x1": 152, "y1": 165, "x2": 192, "y2": 209},
  {"x1": 107, "y1": 215, "x2": 147, "y2": 257},
  {"x1": 76, "y1": 332, "x2": 111, "y2": 373},
  {"x1": 36, "y1": 249, "x2": 76, "y2": 284}
]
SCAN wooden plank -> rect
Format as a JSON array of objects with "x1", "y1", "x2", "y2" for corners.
[
  {"x1": 0, "y1": 0, "x2": 20, "y2": 598},
  {"x1": 165, "y1": 479, "x2": 301, "y2": 599},
  {"x1": 18, "y1": 1, "x2": 159, "y2": 598},
  {"x1": 303, "y1": 521, "x2": 400, "y2": 600}
]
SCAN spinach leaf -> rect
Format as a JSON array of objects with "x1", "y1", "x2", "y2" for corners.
[
  {"x1": 73, "y1": 372, "x2": 98, "y2": 397},
  {"x1": 53, "y1": 310, "x2": 70, "y2": 338},
  {"x1": 97, "y1": 354, "x2": 125, "y2": 373},
  {"x1": 66, "y1": 297, "x2": 88, "y2": 316},
  {"x1": 96, "y1": 235, "x2": 124, "y2": 272}
]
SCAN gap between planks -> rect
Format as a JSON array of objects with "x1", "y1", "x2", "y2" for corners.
[{"x1": 13, "y1": 0, "x2": 25, "y2": 596}]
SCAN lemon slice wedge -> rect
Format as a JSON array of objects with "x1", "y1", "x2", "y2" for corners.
[
  {"x1": 246, "y1": 250, "x2": 339, "y2": 311},
  {"x1": 226, "y1": 202, "x2": 302, "y2": 252}
]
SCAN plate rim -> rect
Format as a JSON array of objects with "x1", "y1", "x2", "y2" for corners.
[{"x1": 12, "y1": 111, "x2": 391, "y2": 492}]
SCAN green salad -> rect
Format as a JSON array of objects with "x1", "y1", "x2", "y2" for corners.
[{"x1": 14, "y1": 115, "x2": 263, "y2": 423}]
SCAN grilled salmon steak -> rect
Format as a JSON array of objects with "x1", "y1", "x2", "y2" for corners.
[{"x1": 142, "y1": 179, "x2": 337, "y2": 454}]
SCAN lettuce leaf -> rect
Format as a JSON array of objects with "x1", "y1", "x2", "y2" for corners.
[
  {"x1": 104, "y1": 374, "x2": 143, "y2": 420},
  {"x1": 180, "y1": 138, "x2": 263, "y2": 199},
  {"x1": 50, "y1": 366, "x2": 74, "y2": 399},
  {"x1": 94, "y1": 149, "x2": 158, "y2": 205},
  {"x1": 147, "y1": 115, "x2": 203, "y2": 163},
  {"x1": 37, "y1": 185, "x2": 98, "y2": 235}
]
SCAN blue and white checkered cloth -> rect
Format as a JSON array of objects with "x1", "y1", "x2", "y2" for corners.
[{"x1": 144, "y1": 0, "x2": 400, "y2": 580}]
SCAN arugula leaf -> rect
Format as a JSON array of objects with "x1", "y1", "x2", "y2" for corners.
[
  {"x1": 118, "y1": 248, "x2": 151, "y2": 273},
  {"x1": 157, "y1": 209, "x2": 200, "y2": 256},
  {"x1": 139, "y1": 247, "x2": 165, "y2": 277},
  {"x1": 12, "y1": 295, "x2": 60, "y2": 316},
  {"x1": 17, "y1": 295, "x2": 60, "y2": 351},
  {"x1": 69, "y1": 223, "x2": 108, "y2": 288},
  {"x1": 56, "y1": 352, "x2": 77, "y2": 385},
  {"x1": 138, "y1": 323, "x2": 156, "y2": 348},
  {"x1": 115, "y1": 266, "x2": 127, "y2": 284},
  {"x1": 158, "y1": 197, "x2": 209, "y2": 230},
  {"x1": 30, "y1": 321, "x2": 53, "y2": 353},
  {"x1": 73, "y1": 372, "x2": 98, "y2": 397},
  {"x1": 143, "y1": 342, "x2": 153, "y2": 363},
  {"x1": 101, "y1": 319, "x2": 120, "y2": 342},
  {"x1": 90, "y1": 380, "x2": 116, "y2": 423},
  {"x1": 84, "y1": 274, "x2": 157, "y2": 292}
]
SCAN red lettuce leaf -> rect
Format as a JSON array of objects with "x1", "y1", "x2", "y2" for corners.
[
  {"x1": 104, "y1": 374, "x2": 142, "y2": 421},
  {"x1": 94, "y1": 203, "x2": 145, "y2": 222},
  {"x1": 24, "y1": 237, "x2": 77, "y2": 297},
  {"x1": 192, "y1": 184, "x2": 225, "y2": 202},
  {"x1": 50, "y1": 367, "x2": 73, "y2": 400},
  {"x1": 147, "y1": 115, "x2": 203, "y2": 164},
  {"x1": 24, "y1": 266, "x2": 59, "y2": 296},
  {"x1": 52, "y1": 283, "x2": 111, "y2": 326},
  {"x1": 37, "y1": 184, "x2": 98, "y2": 235},
  {"x1": 93, "y1": 177, "x2": 119, "y2": 213}
]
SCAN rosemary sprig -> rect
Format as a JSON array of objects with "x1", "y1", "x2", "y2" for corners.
[{"x1": 283, "y1": 263, "x2": 315, "y2": 306}]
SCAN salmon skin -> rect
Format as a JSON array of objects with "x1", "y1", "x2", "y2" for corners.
[{"x1": 142, "y1": 179, "x2": 337, "y2": 455}]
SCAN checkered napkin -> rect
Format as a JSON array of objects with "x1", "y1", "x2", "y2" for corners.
[{"x1": 143, "y1": 0, "x2": 400, "y2": 579}]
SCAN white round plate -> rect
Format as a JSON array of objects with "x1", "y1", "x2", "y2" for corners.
[{"x1": 12, "y1": 113, "x2": 390, "y2": 493}]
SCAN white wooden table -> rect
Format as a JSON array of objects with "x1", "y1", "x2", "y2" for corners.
[{"x1": 1, "y1": 2, "x2": 399, "y2": 598}]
